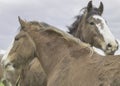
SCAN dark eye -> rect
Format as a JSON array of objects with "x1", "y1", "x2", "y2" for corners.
[
  {"x1": 89, "y1": 22, "x2": 95, "y2": 25},
  {"x1": 15, "y1": 37, "x2": 19, "y2": 41},
  {"x1": 13, "y1": 64, "x2": 17, "y2": 69}
]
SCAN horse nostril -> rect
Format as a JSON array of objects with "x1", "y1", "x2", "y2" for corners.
[{"x1": 107, "y1": 43, "x2": 112, "y2": 48}]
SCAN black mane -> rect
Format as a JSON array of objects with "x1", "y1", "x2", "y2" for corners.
[{"x1": 68, "y1": 15, "x2": 82, "y2": 34}]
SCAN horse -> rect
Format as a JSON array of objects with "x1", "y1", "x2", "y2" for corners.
[
  {"x1": 0, "y1": 54, "x2": 46, "y2": 86},
  {"x1": 1, "y1": 56, "x2": 46, "y2": 86},
  {"x1": 0, "y1": 0, "x2": 119, "y2": 86},
  {"x1": 18, "y1": 58, "x2": 47, "y2": 86},
  {"x1": 1, "y1": 17, "x2": 120, "y2": 86},
  {"x1": 93, "y1": 41, "x2": 120, "y2": 56},
  {"x1": 0, "y1": 54, "x2": 10, "y2": 86},
  {"x1": 68, "y1": 1, "x2": 119, "y2": 55}
]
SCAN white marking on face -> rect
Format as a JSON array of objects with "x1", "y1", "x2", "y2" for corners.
[
  {"x1": 93, "y1": 15, "x2": 117, "y2": 49},
  {"x1": 6, "y1": 64, "x2": 15, "y2": 71},
  {"x1": 1, "y1": 39, "x2": 14, "y2": 68}
]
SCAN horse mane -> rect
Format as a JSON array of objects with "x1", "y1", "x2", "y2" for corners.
[
  {"x1": 42, "y1": 22, "x2": 90, "y2": 47},
  {"x1": 68, "y1": 7, "x2": 87, "y2": 35},
  {"x1": 41, "y1": 23, "x2": 94, "y2": 57}
]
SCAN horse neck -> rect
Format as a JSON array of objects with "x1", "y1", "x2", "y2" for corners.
[
  {"x1": 74, "y1": 25, "x2": 85, "y2": 42},
  {"x1": 71, "y1": 14, "x2": 87, "y2": 42},
  {"x1": 28, "y1": 31, "x2": 71, "y2": 75}
]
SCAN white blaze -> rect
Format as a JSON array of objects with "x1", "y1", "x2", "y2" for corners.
[{"x1": 93, "y1": 15, "x2": 116, "y2": 46}]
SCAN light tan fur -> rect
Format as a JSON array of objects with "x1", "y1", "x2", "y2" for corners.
[{"x1": 4, "y1": 18, "x2": 120, "y2": 86}]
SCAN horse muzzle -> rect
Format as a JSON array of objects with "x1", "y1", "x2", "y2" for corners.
[
  {"x1": 104, "y1": 41, "x2": 119, "y2": 55},
  {"x1": 1, "y1": 58, "x2": 15, "y2": 72}
]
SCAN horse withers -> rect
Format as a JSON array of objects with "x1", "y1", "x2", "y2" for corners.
[
  {"x1": 69, "y1": 1, "x2": 119, "y2": 55},
  {"x1": 1, "y1": 18, "x2": 120, "y2": 86}
]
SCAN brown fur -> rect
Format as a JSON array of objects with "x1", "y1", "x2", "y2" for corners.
[
  {"x1": 2, "y1": 58, "x2": 46, "y2": 86},
  {"x1": 5, "y1": 18, "x2": 120, "y2": 86},
  {"x1": 19, "y1": 58, "x2": 47, "y2": 86}
]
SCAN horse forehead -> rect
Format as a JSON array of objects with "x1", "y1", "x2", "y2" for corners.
[{"x1": 92, "y1": 15, "x2": 105, "y2": 23}]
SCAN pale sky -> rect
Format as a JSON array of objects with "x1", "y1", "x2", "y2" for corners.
[{"x1": 0, "y1": 0, "x2": 120, "y2": 49}]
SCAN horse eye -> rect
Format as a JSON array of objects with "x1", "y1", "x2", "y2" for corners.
[
  {"x1": 13, "y1": 64, "x2": 17, "y2": 69},
  {"x1": 15, "y1": 37, "x2": 19, "y2": 41},
  {"x1": 89, "y1": 22, "x2": 95, "y2": 25}
]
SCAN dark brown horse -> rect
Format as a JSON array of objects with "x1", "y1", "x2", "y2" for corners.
[
  {"x1": 68, "y1": 1, "x2": 118, "y2": 55},
  {"x1": 1, "y1": 18, "x2": 120, "y2": 86}
]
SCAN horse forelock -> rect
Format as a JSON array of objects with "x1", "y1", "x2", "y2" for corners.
[{"x1": 86, "y1": 7, "x2": 102, "y2": 18}]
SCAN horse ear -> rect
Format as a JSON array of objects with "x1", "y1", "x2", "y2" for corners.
[
  {"x1": 87, "y1": 1, "x2": 93, "y2": 12},
  {"x1": 18, "y1": 16, "x2": 26, "y2": 29},
  {"x1": 99, "y1": 2, "x2": 104, "y2": 15}
]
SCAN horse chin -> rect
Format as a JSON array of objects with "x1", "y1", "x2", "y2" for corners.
[
  {"x1": 104, "y1": 45, "x2": 119, "y2": 55},
  {"x1": 2, "y1": 79, "x2": 12, "y2": 86},
  {"x1": 100, "y1": 43, "x2": 115, "y2": 55},
  {"x1": 104, "y1": 49, "x2": 115, "y2": 55}
]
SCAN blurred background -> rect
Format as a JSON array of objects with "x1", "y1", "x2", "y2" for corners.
[{"x1": 0, "y1": 0, "x2": 120, "y2": 52}]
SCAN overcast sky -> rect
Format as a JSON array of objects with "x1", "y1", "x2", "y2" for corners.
[{"x1": 0, "y1": 0, "x2": 120, "y2": 50}]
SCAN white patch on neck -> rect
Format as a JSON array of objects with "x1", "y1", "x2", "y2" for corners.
[
  {"x1": 93, "y1": 47, "x2": 105, "y2": 56},
  {"x1": 1, "y1": 39, "x2": 14, "y2": 65},
  {"x1": 93, "y1": 15, "x2": 116, "y2": 45}
]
